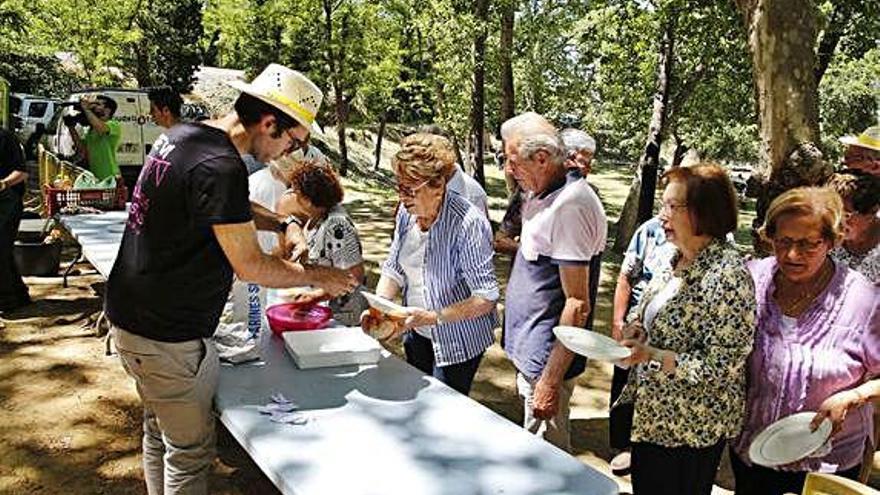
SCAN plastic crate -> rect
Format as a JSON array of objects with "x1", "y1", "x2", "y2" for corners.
[{"x1": 44, "y1": 183, "x2": 128, "y2": 216}]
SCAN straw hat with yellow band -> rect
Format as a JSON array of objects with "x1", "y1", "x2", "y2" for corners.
[
  {"x1": 839, "y1": 125, "x2": 880, "y2": 153},
  {"x1": 226, "y1": 64, "x2": 323, "y2": 132}
]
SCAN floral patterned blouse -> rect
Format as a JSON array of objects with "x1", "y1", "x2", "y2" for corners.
[{"x1": 618, "y1": 239, "x2": 757, "y2": 448}]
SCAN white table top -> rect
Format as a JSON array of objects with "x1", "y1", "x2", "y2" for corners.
[
  {"x1": 58, "y1": 210, "x2": 127, "y2": 278},
  {"x1": 217, "y1": 336, "x2": 619, "y2": 495},
  {"x1": 59, "y1": 210, "x2": 619, "y2": 495}
]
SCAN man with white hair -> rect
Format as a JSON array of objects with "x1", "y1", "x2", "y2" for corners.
[
  {"x1": 560, "y1": 128, "x2": 596, "y2": 178},
  {"x1": 500, "y1": 112, "x2": 607, "y2": 451}
]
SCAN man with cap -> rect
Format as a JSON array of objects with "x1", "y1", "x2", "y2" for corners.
[
  {"x1": 840, "y1": 125, "x2": 880, "y2": 176},
  {"x1": 105, "y1": 64, "x2": 358, "y2": 495}
]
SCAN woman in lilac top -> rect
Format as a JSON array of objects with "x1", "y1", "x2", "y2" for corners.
[{"x1": 731, "y1": 187, "x2": 880, "y2": 495}]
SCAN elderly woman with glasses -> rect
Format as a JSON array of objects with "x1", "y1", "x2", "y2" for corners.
[
  {"x1": 729, "y1": 187, "x2": 880, "y2": 495},
  {"x1": 616, "y1": 163, "x2": 756, "y2": 495},
  {"x1": 361, "y1": 133, "x2": 498, "y2": 395}
]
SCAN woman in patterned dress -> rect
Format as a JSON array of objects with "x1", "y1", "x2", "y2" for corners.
[
  {"x1": 730, "y1": 187, "x2": 880, "y2": 495},
  {"x1": 617, "y1": 163, "x2": 756, "y2": 495}
]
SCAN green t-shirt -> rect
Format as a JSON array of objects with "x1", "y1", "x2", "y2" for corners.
[{"x1": 84, "y1": 119, "x2": 121, "y2": 180}]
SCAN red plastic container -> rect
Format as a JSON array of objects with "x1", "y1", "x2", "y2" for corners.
[
  {"x1": 44, "y1": 183, "x2": 128, "y2": 216},
  {"x1": 266, "y1": 302, "x2": 332, "y2": 334}
]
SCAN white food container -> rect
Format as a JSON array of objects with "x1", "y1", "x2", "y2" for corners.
[{"x1": 282, "y1": 327, "x2": 381, "y2": 369}]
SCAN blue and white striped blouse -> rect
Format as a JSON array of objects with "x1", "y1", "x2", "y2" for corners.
[{"x1": 382, "y1": 191, "x2": 499, "y2": 366}]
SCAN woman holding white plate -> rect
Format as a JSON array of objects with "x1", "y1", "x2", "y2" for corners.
[
  {"x1": 729, "y1": 187, "x2": 880, "y2": 495},
  {"x1": 361, "y1": 133, "x2": 498, "y2": 395},
  {"x1": 617, "y1": 163, "x2": 756, "y2": 495}
]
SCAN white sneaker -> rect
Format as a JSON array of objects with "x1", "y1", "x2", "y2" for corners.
[{"x1": 610, "y1": 450, "x2": 631, "y2": 476}]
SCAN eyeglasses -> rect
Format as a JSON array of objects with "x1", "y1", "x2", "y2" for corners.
[
  {"x1": 659, "y1": 201, "x2": 689, "y2": 215},
  {"x1": 397, "y1": 179, "x2": 431, "y2": 198},
  {"x1": 772, "y1": 237, "x2": 826, "y2": 253}
]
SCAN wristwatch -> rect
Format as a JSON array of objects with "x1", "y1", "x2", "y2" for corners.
[
  {"x1": 435, "y1": 310, "x2": 446, "y2": 326},
  {"x1": 278, "y1": 215, "x2": 303, "y2": 232},
  {"x1": 646, "y1": 349, "x2": 665, "y2": 373}
]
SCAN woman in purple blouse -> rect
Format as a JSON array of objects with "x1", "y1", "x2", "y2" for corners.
[{"x1": 731, "y1": 187, "x2": 880, "y2": 495}]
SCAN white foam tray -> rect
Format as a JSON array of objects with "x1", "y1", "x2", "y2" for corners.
[{"x1": 282, "y1": 327, "x2": 381, "y2": 369}]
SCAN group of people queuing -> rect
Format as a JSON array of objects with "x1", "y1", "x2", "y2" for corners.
[{"x1": 50, "y1": 61, "x2": 872, "y2": 495}]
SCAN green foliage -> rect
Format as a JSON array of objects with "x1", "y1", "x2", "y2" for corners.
[
  {"x1": 129, "y1": 0, "x2": 205, "y2": 93},
  {"x1": 819, "y1": 47, "x2": 880, "y2": 160}
]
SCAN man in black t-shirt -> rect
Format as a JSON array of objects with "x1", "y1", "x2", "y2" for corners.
[
  {"x1": 106, "y1": 64, "x2": 357, "y2": 495},
  {"x1": 0, "y1": 127, "x2": 30, "y2": 312}
]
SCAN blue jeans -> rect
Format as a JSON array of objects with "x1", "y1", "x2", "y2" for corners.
[{"x1": 403, "y1": 331, "x2": 484, "y2": 395}]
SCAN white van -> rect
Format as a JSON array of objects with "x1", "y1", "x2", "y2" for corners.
[
  {"x1": 44, "y1": 88, "x2": 163, "y2": 187},
  {"x1": 11, "y1": 93, "x2": 62, "y2": 143}
]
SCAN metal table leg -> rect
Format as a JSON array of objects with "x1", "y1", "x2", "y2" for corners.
[{"x1": 63, "y1": 245, "x2": 82, "y2": 288}]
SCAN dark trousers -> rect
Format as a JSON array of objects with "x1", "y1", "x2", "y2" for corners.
[
  {"x1": 609, "y1": 365, "x2": 634, "y2": 450},
  {"x1": 631, "y1": 440, "x2": 725, "y2": 495},
  {"x1": 729, "y1": 447, "x2": 862, "y2": 495},
  {"x1": 0, "y1": 190, "x2": 29, "y2": 311},
  {"x1": 403, "y1": 331, "x2": 484, "y2": 395}
]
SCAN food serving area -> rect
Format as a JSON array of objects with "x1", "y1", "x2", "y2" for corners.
[{"x1": 58, "y1": 210, "x2": 619, "y2": 495}]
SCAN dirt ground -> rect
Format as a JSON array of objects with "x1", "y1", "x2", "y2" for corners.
[{"x1": 1, "y1": 162, "x2": 877, "y2": 494}]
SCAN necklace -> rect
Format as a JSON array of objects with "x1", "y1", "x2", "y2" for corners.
[{"x1": 774, "y1": 260, "x2": 834, "y2": 317}]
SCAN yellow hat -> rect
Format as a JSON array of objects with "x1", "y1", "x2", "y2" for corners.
[
  {"x1": 227, "y1": 64, "x2": 323, "y2": 131},
  {"x1": 839, "y1": 125, "x2": 880, "y2": 152}
]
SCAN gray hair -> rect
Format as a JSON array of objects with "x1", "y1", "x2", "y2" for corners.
[
  {"x1": 500, "y1": 112, "x2": 556, "y2": 142},
  {"x1": 519, "y1": 133, "x2": 565, "y2": 167},
  {"x1": 560, "y1": 128, "x2": 596, "y2": 155}
]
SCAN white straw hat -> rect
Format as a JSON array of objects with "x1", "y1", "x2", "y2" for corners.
[
  {"x1": 227, "y1": 64, "x2": 323, "y2": 130},
  {"x1": 839, "y1": 125, "x2": 880, "y2": 152}
]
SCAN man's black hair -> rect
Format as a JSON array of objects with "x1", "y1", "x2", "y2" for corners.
[
  {"x1": 148, "y1": 87, "x2": 183, "y2": 118},
  {"x1": 95, "y1": 95, "x2": 118, "y2": 117},
  {"x1": 234, "y1": 92, "x2": 298, "y2": 138}
]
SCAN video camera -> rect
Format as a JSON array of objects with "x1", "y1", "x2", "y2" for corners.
[{"x1": 59, "y1": 101, "x2": 90, "y2": 127}]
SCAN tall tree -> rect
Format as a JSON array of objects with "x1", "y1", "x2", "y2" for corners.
[
  {"x1": 470, "y1": 0, "x2": 489, "y2": 185},
  {"x1": 612, "y1": 14, "x2": 676, "y2": 252},
  {"x1": 130, "y1": 0, "x2": 204, "y2": 92},
  {"x1": 498, "y1": 0, "x2": 515, "y2": 122}
]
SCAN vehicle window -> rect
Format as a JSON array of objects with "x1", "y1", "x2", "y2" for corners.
[
  {"x1": 28, "y1": 102, "x2": 48, "y2": 118},
  {"x1": 10, "y1": 96, "x2": 22, "y2": 115}
]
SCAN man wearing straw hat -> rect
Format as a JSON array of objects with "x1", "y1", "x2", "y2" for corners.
[
  {"x1": 840, "y1": 125, "x2": 880, "y2": 176},
  {"x1": 105, "y1": 64, "x2": 358, "y2": 495}
]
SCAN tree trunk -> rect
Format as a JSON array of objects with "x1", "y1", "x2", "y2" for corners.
[
  {"x1": 814, "y1": 1, "x2": 851, "y2": 83},
  {"x1": 323, "y1": 0, "x2": 350, "y2": 177},
  {"x1": 734, "y1": 0, "x2": 830, "y2": 250},
  {"x1": 469, "y1": 0, "x2": 488, "y2": 187},
  {"x1": 612, "y1": 17, "x2": 675, "y2": 253},
  {"x1": 499, "y1": 0, "x2": 515, "y2": 123},
  {"x1": 672, "y1": 134, "x2": 687, "y2": 168},
  {"x1": 374, "y1": 110, "x2": 387, "y2": 170}
]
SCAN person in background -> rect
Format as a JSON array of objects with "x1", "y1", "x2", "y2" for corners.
[
  {"x1": 275, "y1": 159, "x2": 367, "y2": 326},
  {"x1": 148, "y1": 87, "x2": 183, "y2": 129},
  {"x1": 501, "y1": 112, "x2": 607, "y2": 452},
  {"x1": 66, "y1": 95, "x2": 122, "y2": 181},
  {"x1": 244, "y1": 133, "x2": 325, "y2": 175},
  {"x1": 0, "y1": 127, "x2": 30, "y2": 312},
  {"x1": 106, "y1": 65, "x2": 357, "y2": 495},
  {"x1": 417, "y1": 124, "x2": 489, "y2": 217},
  {"x1": 839, "y1": 126, "x2": 880, "y2": 177},
  {"x1": 828, "y1": 171, "x2": 880, "y2": 483},
  {"x1": 827, "y1": 171, "x2": 880, "y2": 284},
  {"x1": 560, "y1": 128, "x2": 596, "y2": 178},
  {"x1": 730, "y1": 187, "x2": 879, "y2": 495},
  {"x1": 607, "y1": 215, "x2": 675, "y2": 475},
  {"x1": 362, "y1": 133, "x2": 498, "y2": 395},
  {"x1": 617, "y1": 163, "x2": 754, "y2": 495}
]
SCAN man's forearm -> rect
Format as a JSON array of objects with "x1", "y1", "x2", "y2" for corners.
[
  {"x1": 251, "y1": 201, "x2": 283, "y2": 231},
  {"x1": 82, "y1": 107, "x2": 109, "y2": 134},
  {"x1": 1, "y1": 170, "x2": 27, "y2": 188},
  {"x1": 239, "y1": 252, "x2": 313, "y2": 288},
  {"x1": 612, "y1": 274, "x2": 633, "y2": 327}
]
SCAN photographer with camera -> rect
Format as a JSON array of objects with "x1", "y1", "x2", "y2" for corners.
[{"x1": 64, "y1": 95, "x2": 122, "y2": 181}]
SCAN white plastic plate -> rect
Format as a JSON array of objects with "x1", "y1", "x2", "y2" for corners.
[
  {"x1": 552, "y1": 326, "x2": 632, "y2": 361},
  {"x1": 361, "y1": 291, "x2": 411, "y2": 318},
  {"x1": 748, "y1": 412, "x2": 832, "y2": 467}
]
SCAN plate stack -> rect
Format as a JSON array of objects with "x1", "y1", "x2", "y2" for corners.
[{"x1": 282, "y1": 327, "x2": 382, "y2": 369}]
